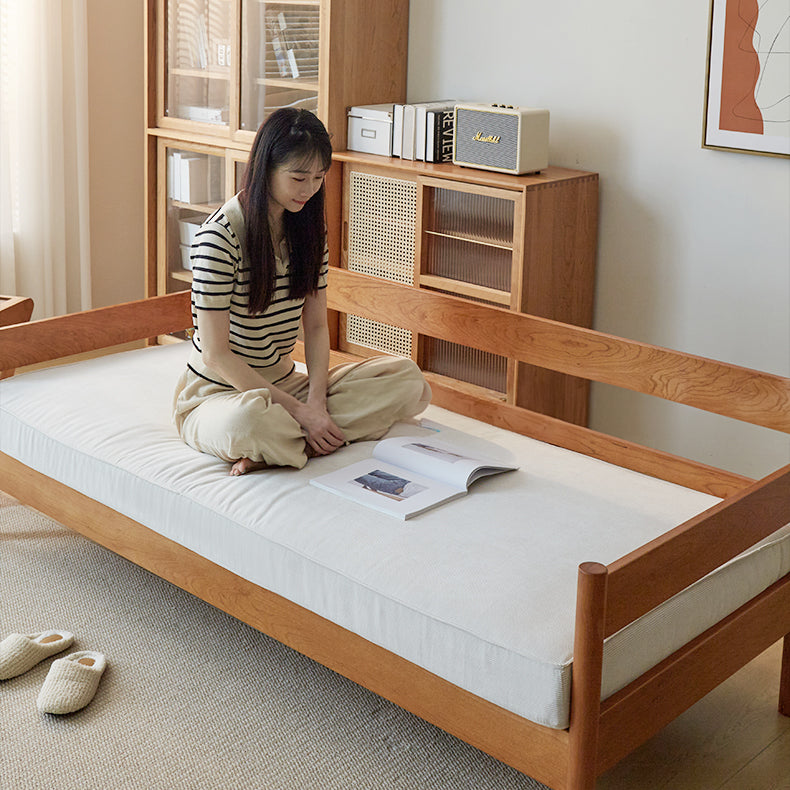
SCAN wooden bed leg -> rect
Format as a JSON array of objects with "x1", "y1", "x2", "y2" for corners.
[
  {"x1": 567, "y1": 562, "x2": 608, "y2": 790},
  {"x1": 780, "y1": 633, "x2": 790, "y2": 717}
]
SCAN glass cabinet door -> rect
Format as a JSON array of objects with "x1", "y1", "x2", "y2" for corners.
[
  {"x1": 417, "y1": 179, "x2": 520, "y2": 397},
  {"x1": 165, "y1": 0, "x2": 234, "y2": 127},
  {"x1": 240, "y1": 1, "x2": 320, "y2": 132},
  {"x1": 419, "y1": 181, "x2": 516, "y2": 307},
  {"x1": 161, "y1": 144, "x2": 226, "y2": 297}
]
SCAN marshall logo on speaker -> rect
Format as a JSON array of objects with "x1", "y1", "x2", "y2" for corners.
[
  {"x1": 453, "y1": 103, "x2": 549, "y2": 175},
  {"x1": 473, "y1": 132, "x2": 501, "y2": 144}
]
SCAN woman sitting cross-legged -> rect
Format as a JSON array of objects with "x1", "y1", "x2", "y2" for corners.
[{"x1": 173, "y1": 108, "x2": 431, "y2": 475}]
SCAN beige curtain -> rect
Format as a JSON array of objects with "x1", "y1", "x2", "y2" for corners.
[{"x1": 0, "y1": 0, "x2": 91, "y2": 320}]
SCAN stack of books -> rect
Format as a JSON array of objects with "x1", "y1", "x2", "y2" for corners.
[{"x1": 393, "y1": 101, "x2": 458, "y2": 162}]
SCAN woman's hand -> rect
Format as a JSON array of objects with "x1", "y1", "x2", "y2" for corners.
[
  {"x1": 298, "y1": 287, "x2": 345, "y2": 455},
  {"x1": 294, "y1": 400, "x2": 346, "y2": 456}
]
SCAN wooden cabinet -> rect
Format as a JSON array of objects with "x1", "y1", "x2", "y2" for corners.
[
  {"x1": 144, "y1": 1, "x2": 597, "y2": 425},
  {"x1": 333, "y1": 151, "x2": 599, "y2": 425},
  {"x1": 145, "y1": 0, "x2": 410, "y2": 301}
]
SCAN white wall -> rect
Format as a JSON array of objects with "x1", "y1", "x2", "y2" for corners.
[{"x1": 408, "y1": 0, "x2": 790, "y2": 478}]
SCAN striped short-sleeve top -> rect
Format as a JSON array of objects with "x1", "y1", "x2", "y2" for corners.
[{"x1": 187, "y1": 193, "x2": 328, "y2": 387}]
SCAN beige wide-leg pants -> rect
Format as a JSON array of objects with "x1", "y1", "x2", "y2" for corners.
[{"x1": 173, "y1": 356, "x2": 431, "y2": 469}]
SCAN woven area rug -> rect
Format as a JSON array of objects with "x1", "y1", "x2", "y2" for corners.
[{"x1": 0, "y1": 491, "x2": 549, "y2": 790}]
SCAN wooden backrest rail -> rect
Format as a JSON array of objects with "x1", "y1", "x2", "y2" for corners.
[
  {"x1": 305, "y1": 344, "x2": 752, "y2": 499},
  {"x1": 2, "y1": 273, "x2": 787, "y2": 435},
  {"x1": 327, "y1": 268, "x2": 790, "y2": 432}
]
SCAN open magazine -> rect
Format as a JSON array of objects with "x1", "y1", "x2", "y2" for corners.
[{"x1": 309, "y1": 436, "x2": 517, "y2": 520}]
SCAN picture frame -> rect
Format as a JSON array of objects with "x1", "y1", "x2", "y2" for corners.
[{"x1": 702, "y1": 0, "x2": 790, "y2": 158}]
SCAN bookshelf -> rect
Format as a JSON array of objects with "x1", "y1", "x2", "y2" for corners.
[{"x1": 145, "y1": 0, "x2": 410, "y2": 303}]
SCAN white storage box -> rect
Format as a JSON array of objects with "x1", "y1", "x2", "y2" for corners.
[
  {"x1": 178, "y1": 214, "x2": 204, "y2": 247},
  {"x1": 180, "y1": 244, "x2": 193, "y2": 271},
  {"x1": 347, "y1": 104, "x2": 394, "y2": 156}
]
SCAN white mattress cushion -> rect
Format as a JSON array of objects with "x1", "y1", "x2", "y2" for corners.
[{"x1": 2, "y1": 343, "x2": 788, "y2": 729}]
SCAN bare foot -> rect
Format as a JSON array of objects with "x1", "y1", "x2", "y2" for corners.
[{"x1": 229, "y1": 457, "x2": 270, "y2": 476}]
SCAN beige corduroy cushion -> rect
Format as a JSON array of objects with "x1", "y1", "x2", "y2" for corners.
[{"x1": 36, "y1": 651, "x2": 107, "y2": 715}]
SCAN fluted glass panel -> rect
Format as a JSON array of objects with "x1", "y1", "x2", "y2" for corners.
[
  {"x1": 431, "y1": 189, "x2": 513, "y2": 245},
  {"x1": 422, "y1": 337, "x2": 507, "y2": 393},
  {"x1": 425, "y1": 235, "x2": 511, "y2": 291}
]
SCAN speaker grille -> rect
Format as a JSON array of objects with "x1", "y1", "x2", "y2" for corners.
[
  {"x1": 346, "y1": 171, "x2": 416, "y2": 356},
  {"x1": 454, "y1": 109, "x2": 518, "y2": 171}
]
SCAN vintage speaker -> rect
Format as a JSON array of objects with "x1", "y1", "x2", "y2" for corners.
[{"x1": 453, "y1": 103, "x2": 549, "y2": 175}]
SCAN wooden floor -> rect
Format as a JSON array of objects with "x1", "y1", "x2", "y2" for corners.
[{"x1": 598, "y1": 639, "x2": 790, "y2": 790}]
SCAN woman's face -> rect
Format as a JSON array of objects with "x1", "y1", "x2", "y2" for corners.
[{"x1": 268, "y1": 155, "x2": 326, "y2": 218}]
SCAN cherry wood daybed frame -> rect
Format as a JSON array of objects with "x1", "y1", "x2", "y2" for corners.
[{"x1": 1, "y1": 268, "x2": 788, "y2": 790}]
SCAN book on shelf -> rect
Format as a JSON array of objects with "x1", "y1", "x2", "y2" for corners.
[
  {"x1": 401, "y1": 104, "x2": 417, "y2": 159},
  {"x1": 392, "y1": 101, "x2": 459, "y2": 161},
  {"x1": 168, "y1": 152, "x2": 222, "y2": 204},
  {"x1": 414, "y1": 100, "x2": 456, "y2": 161},
  {"x1": 392, "y1": 104, "x2": 404, "y2": 157},
  {"x1": 426, "y1": 107, "x2": 456, "y2": 162},
  {"x1": 310, "y1": 435, "x2": 517, "y2": 520}
]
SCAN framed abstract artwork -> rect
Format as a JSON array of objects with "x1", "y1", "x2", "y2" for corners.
[{"x1": 703, "y1": 0, "x2": 790, "y2": 157}]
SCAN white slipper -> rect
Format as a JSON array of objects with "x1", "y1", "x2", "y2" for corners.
[
  {"x1": 0, "y1": 631, "x2": 75, "y2": 680},
  {"x1": 37, "y1": 650, "x2": 107, "y2": 715}
]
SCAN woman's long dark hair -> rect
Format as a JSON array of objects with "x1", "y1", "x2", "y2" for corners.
[{"x1": 239, "y1": 108, "x2": 333, "y2": 315}]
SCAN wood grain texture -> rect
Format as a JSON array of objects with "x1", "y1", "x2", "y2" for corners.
[
  {"x1": 321, "y1": 0, "x2": 408, "y2": 149},
  {"x1": 3, "y1": 275, "x2": 789, "y2": 789},
  {"x1": 597, "y1": 640, "x2": 790, "y2": 790},
  {"x1": 338, "y1": 157, "x2": 598, "y2": 424},
  {"x1": 333, "y1": 151, "x2": 596, "y2": 191},
  {"x1": 780, "y1": 634, "x2": 790, "y2": 716},
  {"x1": 605, "y1": 464, "x2": 790, "y2": 634},
  {"x1": 0, "y1": 295, "x2": 34, "y2": 327},
  {"x1": 568, "y1": 563, "x2": 608, "y2": 789},
  {"x1": 425, "y1": 374, "x2": 753, "y2": 497},
  {"x1": 0, "y1": 296, "x2": 35, "y2": 378},
  {"x1": 0, "y1": 291, "x2": 191, "y2": 370},
  {"x1": 326, "y1": 268, "x2": 790, "y2": 431},
  {"x1": 296, "y1": 342, "x2": 754, "y2": 497}
]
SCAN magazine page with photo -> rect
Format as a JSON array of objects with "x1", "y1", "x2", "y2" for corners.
[{"x1": 310, "y1": 436, "x2": 518, "y2": 520}]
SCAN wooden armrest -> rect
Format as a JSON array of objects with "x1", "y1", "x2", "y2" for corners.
[
  {"x1": 0, "y1": 292, "x2": 191, "y2": 372},
  {"x1": 0, "y1": 295, "x2": 34, "y2": 327}
]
